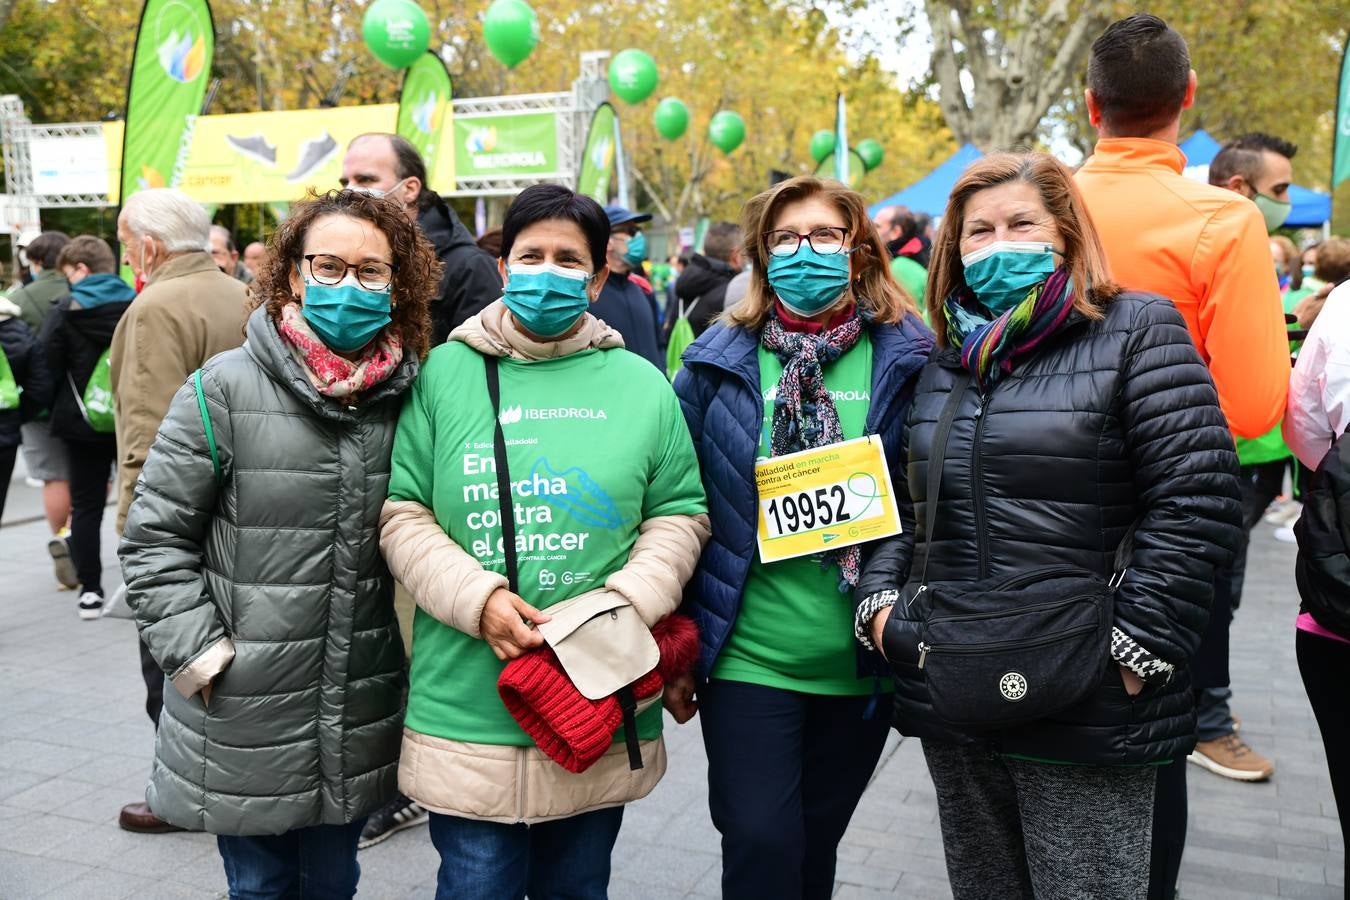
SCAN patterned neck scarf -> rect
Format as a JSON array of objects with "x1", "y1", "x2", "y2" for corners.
[
  {"x1": 943, "y1": 268, "x2": 1074, "y2": 390},
  {"x1": 277, "y1": 303, "x2": 403, "y2": 401},
  {"x1": 760, "y1": 304, "x2": 866, "y2": 588}
]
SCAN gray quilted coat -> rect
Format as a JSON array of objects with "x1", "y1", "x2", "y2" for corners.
[{"x1": 120, "y1": 307, "x2": 415, "y2": 835}]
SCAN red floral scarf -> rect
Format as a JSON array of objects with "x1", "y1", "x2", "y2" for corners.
[{"x1": 277, "y1": 304, "x2": 403, "y2": 400}]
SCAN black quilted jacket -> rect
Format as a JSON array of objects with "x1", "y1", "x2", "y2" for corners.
[{"x1": 856, "y1": 291, "x2": 1242, "y2": 764}]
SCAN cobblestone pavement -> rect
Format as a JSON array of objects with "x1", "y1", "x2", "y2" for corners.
[{"x1": 0, "y1": 467, "x2": 1340, "y2": 898}]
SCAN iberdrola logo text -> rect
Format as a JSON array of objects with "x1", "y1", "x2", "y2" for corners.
[
  {"x1": 499, "y1": 405, "x2": 608, "y2": 425},
  {"x1": 466, "y1": 125, "x2": 547, "y2": 171},
  {"x1": 157, "y1": 26, "x2": 205, "y2": 83}
]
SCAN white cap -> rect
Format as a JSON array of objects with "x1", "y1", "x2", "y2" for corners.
[{"x1": 15, "y1": 227, "x2": 40, "y2": 248}]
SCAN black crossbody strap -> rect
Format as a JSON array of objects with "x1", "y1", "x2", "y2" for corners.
[
  {"x1": 484, "y1": 356, "x2": 519, "y2": 593},
  {"x1": 919, "y1": 371, "x2": 972, "y2": 588}
]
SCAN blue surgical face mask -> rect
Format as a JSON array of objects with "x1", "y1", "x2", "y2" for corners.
[
  {"x1": 766, "y1": 244, "x2": 852, "y2": 316},
  {"x1": 621, "y1": 231, "x2": 647, "y2": 269},
  {"x1": 502, "y1": 262, "x2": 594, "y2": 337},
  {"x1": 1303, "y1": 264, "x2": 1316, "y2": 279},
  {"x1": 960, "y1": 240, "x2": 1059, "y2": 314},
  {"x1": 299, "y1": 270, "x2": 392, "y2": 352}
]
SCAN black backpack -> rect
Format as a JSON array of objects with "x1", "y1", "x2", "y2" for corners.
[{"x1": 1295, "y1": 431, "x2": 1350, "y2": 639}]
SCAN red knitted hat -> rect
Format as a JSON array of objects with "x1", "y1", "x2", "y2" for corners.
[{"x1": 497, "y1": 614, "x2": 701, "y2": 774}]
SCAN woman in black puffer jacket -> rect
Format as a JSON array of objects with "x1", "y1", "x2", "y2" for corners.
[{"x1": 854, "y1": 153, "x2": 1241, "y2": 900}]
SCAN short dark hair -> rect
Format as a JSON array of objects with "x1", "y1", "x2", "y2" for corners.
[
  {"x1": 500, "y1": 184, "x2": 610, "y2": 273},
  {"x1": 57, "y1": 235, "x2": 117, "y2": 274},
  {"x1": 893, "y1": 210, "x2": 919, "y2": 245},
  {"x1": 1087, "y1": 15, "x2": 1190, "y2": 137},
  {"x1": 702, "y1": 222, "x2": 742, "y2": 263},
  {"x1": 26, "y1": 231, "x2": 70, "y2": 269},
  {"x1": 1315, "y1": 237, "x2": 1350, "y2": 286},
  {"x1": 1208, "y1": 132, "x2": 1298, "y2": 188},
  {"x1": 476, "y1": 227, "x2": 503, "y2": 258}
]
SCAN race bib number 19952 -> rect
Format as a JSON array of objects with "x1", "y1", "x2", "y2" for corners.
[{"x1": 754, "y1": 435, "x2": 902, "y2": 564}]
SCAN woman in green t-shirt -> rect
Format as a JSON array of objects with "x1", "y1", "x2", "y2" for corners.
[
  {"x1": 672, "y1": 176, "x2": 934, "y2": 899},
  {"x1": 382, "y1": 183, "x2": 710, "y2": 899}
]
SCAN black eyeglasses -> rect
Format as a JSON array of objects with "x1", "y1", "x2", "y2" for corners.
[
  {"x1": 303, "y1": 254, "x2": 396, "y2": 291},
  {"x1": 764, "y1": 227, "x2": 850, "y2": 257}
]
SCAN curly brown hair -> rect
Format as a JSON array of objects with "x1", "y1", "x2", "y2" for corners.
[{"x1": 248, "y1": 189, "x2": 442, "y2": 358}]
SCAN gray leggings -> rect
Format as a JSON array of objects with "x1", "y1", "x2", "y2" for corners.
[{"x1": 922, "y1": 741, "x2": 1156, "y2": 900}]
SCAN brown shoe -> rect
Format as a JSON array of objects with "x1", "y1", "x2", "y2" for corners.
[
  {"x1": 1188, "y1": 733, "x2": 1274, "y2": 782},
  {"x1": 118, "y1": 801, "x2": 184, "y2": 834}
]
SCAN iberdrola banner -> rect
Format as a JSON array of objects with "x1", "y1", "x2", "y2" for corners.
[
  {"x1": 121, "y1": 0, "x2": 215, "y2": 202},
  {"x1": 397, "y1": 52, "x2": 453, "y2": 186},
  {"x1": 576, "y1": 103, "x2": 617, "y2": 204},
  {"x1": 1334, "y1": 33, "x2": 1350, "y2": 193}
]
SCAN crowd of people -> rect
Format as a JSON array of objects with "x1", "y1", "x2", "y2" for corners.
[{"x1": 2, "y1": 11, "x2": 1349, "y2": 900}]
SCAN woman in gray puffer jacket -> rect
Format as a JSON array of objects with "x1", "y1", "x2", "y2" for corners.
[{"x1": 120, "y1": 190, "x2": 441, "y2": 898}]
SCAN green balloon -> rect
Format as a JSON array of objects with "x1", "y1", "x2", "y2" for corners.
[
  {"x1": 857, "y1": 139, "x2": 885, "y2": 171},
  {"x1": 609, "y1": 49, "x2": 659, "y2": 105},
  {"x1": 810, "y1": 129, "x2": 835, "y2": 164},
  {"x1": 653, "y1": 98, "x2": 689, "y2": 140},
  {"x1": 362, "y1": 0, "x2": 431, "y2": 70},
  {"x1": 483, "y1": 0, "x2": 539, "y2": 69},
  {"x1": 709, "y1": 110, "x2": 746, "y2": 155}
]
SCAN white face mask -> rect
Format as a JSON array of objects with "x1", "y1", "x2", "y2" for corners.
[{"x1": 348, "y1": 177, "x2": 409, "y2": 201}]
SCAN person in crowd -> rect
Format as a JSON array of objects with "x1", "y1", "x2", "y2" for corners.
[
  {"x1": 874, "y1": 207, "x2": 929, "y2": 310},
  {"x1": 1293, "y1": 237, "x2": 1350, "y2": 329},
  {"x1": 1303, "y1": 242, "x2": 1322, "y2": 279},
  {"x1": 1074, "y1": 15, "x2": 1288, "y2": 895},
  {"x1": 663, "y1": 221, "x2": 742, "y2": 341},
  {"x1": 42, "y1": 236, "x2": 135, "y2": 620},
  {"x1": 672, "y1": 175, "x2": 932, "y2": 899},
  {"x1": 379, "y1": 182, "x2": 708, "y2": 899},
  {"x1": 341, "y1": 133, "x2": 501, "y2": 344},
  {"x1": 120, "y1": 189, "x2": 438, "y2": 896},
  {"x1": 1194, "y1": 130, "x2": 1301, "y2": 776},
  {"x1": 856, "y1": 151, "x2": 1241, "y2": 900},
  {"x1": 0, "y1": 295, "x2": 51, "y2": 521},
  {"x1": 9, "y1": 230, "x2": 74, "y2": 585},
  {"x1": 476, "y1": 226, "x2": 504, "y2": 260},
  {"x1": 1272, "y1": 235, "x2": 1303, "y2": 296},
  {"x1": 109, "y1": 187, "x2": 249, "y2": 835},
  {"x1": 242, "y1": 240, "x2": 267, "y2": 278},
  {"x1": 665, "y1": 251, "x2": 691, "y2": 313},
  {"x1": 208, "y1": 224, "x2": 254, "y2": 285},
  {"x1": 1283, "y1": 277, "x2": 1350, "y2": 890},
  {"x1": 591, "y1": 204, "x2": 663, "y2": 368}
]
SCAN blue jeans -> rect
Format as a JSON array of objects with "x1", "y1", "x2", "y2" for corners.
[
  {"x1": 216, "y1": 820, "x2": 365, "y2": 899},
  {"x1": 428, "y1": 807, "x2": 624, "y2": 900}
]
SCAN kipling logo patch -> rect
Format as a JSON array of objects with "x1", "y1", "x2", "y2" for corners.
[{"x1": 999, "y1": 672, "x2": 1028, "y2": 702}]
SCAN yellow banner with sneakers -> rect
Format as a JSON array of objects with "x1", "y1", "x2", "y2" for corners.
[{"x1": 103, "y1": 104, "x2": 455, "y2": 204}]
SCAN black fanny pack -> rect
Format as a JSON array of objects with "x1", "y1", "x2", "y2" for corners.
[{"x1": 912, "y1": 372, "x2": 1131, "y2": 730}]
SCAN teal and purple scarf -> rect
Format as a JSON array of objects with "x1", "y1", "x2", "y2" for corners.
[{"x1": 943, "y1": 268, "x2": 1074, "y2": 390}]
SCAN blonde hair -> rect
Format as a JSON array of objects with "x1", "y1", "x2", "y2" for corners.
[
  {"x1": 927, "y1": 153, "x2": 1121, "y2": 347},
  {"x1": 723, "y1": 176, "x2": 916, "y2": 330}
]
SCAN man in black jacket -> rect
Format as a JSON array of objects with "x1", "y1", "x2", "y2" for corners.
[
  {"x1": 341, "y1": 134, "x2": 501, "y2": 344},
  {"x1": 663, "y1": 221, "x2": 741, "y2": 341},
  {"x1": 592, "y1": 205, "x2": 663, "y2": 369}
]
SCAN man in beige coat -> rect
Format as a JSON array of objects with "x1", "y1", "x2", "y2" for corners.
[{"x1": 108, "y1": 187, "x2": 248, "y2": 835}]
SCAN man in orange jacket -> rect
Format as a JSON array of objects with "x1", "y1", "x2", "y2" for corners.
[{"x1": 1075, "y1": 14, "x2": 1288, "y2": 900}]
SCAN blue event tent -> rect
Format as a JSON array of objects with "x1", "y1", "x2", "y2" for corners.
[
  {"x1": 867, "y1": 143, "x2": 983, "y2": 219},
  {"x1": 869, "y1": 132, "x2": 1331, "y2": 228},
  {"x1": 1179, "y1": 129, "x2": 1331, "y2": 228}
]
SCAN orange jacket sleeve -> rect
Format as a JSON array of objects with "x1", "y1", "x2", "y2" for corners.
[{"x1": 1191, "y1": 199, "x2": 1289, "y2": 439}]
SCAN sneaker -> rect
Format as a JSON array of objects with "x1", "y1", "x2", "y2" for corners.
[
  {"x1": 287, "y1": 132, "x2": 338, "y2": 183},
  {"x1": 77, "y1": 592, "x2": 104, "y2": 620},
  {"x1": 1188, "y1": 733, "x2": 1275, "y2": 781},
  {"x1": 48, "y1": 532, "x2": 78, "y2": 589},
  {"x1": 225, "y1": 133, "x2": 277, "y2": 166},
  {"x1": 1274, "y1": 524, "x2": 1297, "y2": 544},
  {"x1": 357, "y1": 793, "x2": 428, "y2": 850}
]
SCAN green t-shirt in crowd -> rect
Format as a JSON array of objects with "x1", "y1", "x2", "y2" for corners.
[
  {"x1": 389, "y1": 341, "x2": 708, "y2": 746},
  {"x1": 712, "y1": 339, "x2": 885, "y2": 696},
  {"x1": 890, "y1": 255, "x2": 928, "y2": 319}
]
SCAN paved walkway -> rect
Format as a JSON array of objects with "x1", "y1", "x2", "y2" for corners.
[{"x1": 0, "y1": 471, "x2": 1341, "y2": 898}]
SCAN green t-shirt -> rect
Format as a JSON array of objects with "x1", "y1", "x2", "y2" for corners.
[
  {"x1": 890, "y1": 256, "x2": 928, "y2": 318},
  {"x1": 712, "y1": 339, "x2": 883, "y2": 695},
  {"x1": 389, "y1": 341, "x2": 707, "y2": 746}
]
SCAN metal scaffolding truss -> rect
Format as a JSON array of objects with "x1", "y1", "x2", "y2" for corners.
[{"x1": 0, "y1": 52, "x2": 613, "y2": 210}]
